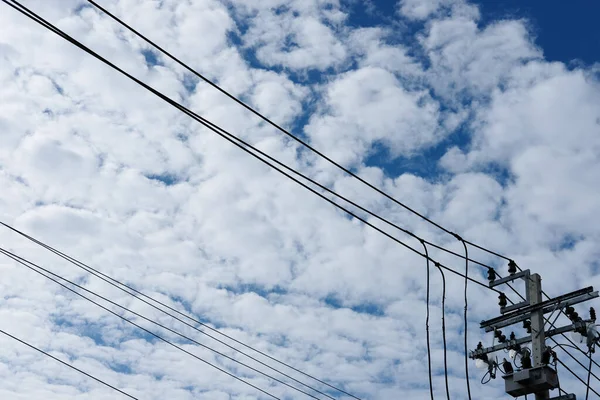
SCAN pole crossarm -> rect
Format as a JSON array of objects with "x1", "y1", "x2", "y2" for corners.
[
  {"x1": 481, "y1": 287, "x2": 598, "y2": 332},
  {"x1": 490, "y1": 270, "x2": 531, "y2": 288},
  {"x1": 470, "y1": 320, "x2": 590, "y2": 358}
]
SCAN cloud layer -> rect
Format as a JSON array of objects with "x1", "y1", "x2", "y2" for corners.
[{"x1": 1, "y1": 0, "x2": 599, "y2": 399}]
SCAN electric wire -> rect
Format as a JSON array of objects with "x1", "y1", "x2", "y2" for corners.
[
  {"x1": 434, "y1": 262, "x2": 451, "y2": 400},
  {"x1": 81, "y1": 0, "x2": 512, "y2": 278},
  {"x1": 422, "y1": 241, "x2": 434, "y2": 400},
  {"x1": 508, "y1": 257, "x2": 600, "y2": 374},
  {"x1": 0, "y1": 223, "x2": 345, "y2": 400},
  {"x1": 556, "y1": 357, "x2": 600, "y2": 398},
  {"x1": 85, "y1": 0, "x2": 519, "y2": 265},
  {"x1": 1, "y1": 0, "x2": 498, "y2": 296},
  {"x1": 488, "y1": 258, "x2": 600, "y2": 388},
  {"x1": 505, "y1": 263, "x2": 600, "y2": 383},
  {"x1": 459, "y1": 237, "x2": 472, "y2": 400},
  {"x1": 7, "y1": 6, "x2": 596, "y2": 399},
  {"x1": 0, "y1": 221, "x2": 358, "y2": 400},
  {"x1": 0, "y1": 247, "x2": 285, "y2": 400},
  {"x1": 0, "y1": 329, "x2": 140, "y2": 400},
  {"x1": 3, "y1": 4, "x2": 594, "y2": 400},
  {"x1": 0, "y1": 253, "x2": 328, "y2": 400},
  {"x1": 586, "y1": 350, "x2": 593, "y2": 400}
]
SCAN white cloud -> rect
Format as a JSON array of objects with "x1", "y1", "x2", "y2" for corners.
[
  {"x1": 305, "y1": 66, "x2": 443, "y2": 166},
  {"x1": 0, "y1": 0, "x2": 599, "y2": 399},
  {"x1": 397, "y1": 0, "x2": 479, "y2": 21}
]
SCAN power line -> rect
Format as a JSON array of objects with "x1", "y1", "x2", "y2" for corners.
[
  {"x1": 422, "y1": 241, "x2": 434, "y2": 400},
  {"x1": 460, "y1": 238, "x2": 472, "y2": 400},
  {"x1": 0, "y1": 247, "x2": 284, "y2": 400},
  {"x1": 4, "y1": 4, "x2": 593, "y2": 399},
  {"x1": 0, "y1": 221, "x2": 359, "y2": 400},
  {"x1": 0, "y1": 249, "x2": 327, "y2": 399},
  {"x1": 495, "y1": 272, "x2": 600, "y2": 390},
  {"x1": 586, "y1": 350, "x2": 593, "y2": 400},
  {"x1": 555, "y1": 357, "x2": 600, "y2": 398},
  {"x1": 1, "y1": 0, "x2": 497, "y2": 296},
  {"x1": 81, "y1": 0, "x2": 509, "y2": 278},
  {"x1": 0, "y1": 329, "x2": 139, "y2": 399},
  {"x1": 85, "y1": 0, "x2": 518, "y2": 265},
  {"x1": 433, "y1": 262, "x2": 451, "y2": 400},
  {"x1": 508, "y1": 260, "x2": 600, "y2": 377}
]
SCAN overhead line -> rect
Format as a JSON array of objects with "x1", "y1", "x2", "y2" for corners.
[
  {"x1": 86, "y1": 0, "x2": 516, "y2": 265},
  {"x1": 496, "y1": 267, "x2": 600, "y2": 385},
  {"x1": 0, "y1": 246, "x2": 287, "y2": 400},
  {"x1": 555, "y1": 357, "x2": 600, "y2": 398},
  {"x1": 433, "y1": 263, "x2": 451, "y2": 400},
  {"x1": 422, "y1": 242, "x2": 435, "y2": 400},
  {"x1": 509, "y1": 258, "x2": 600, "y2": 374},
  {"x1": 0, "y1": 221, "x2": 352, "y2": 400},
  {"x1": 1, "y1": 0, "x2": 498, "y2": 295},
  {"x1": 0, "y1": 329, "x2": 140, "y2": 399},
  {"x1": 460, "y1": 239, "x2": 473, "y2": 400}
]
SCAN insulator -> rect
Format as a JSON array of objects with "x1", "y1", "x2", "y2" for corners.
[
  {"x1": 509, "y1": 332, "x2": 516, "y2": 341},
  {"x1": 498, "y1": 293, "x2": 508, "y2": 308},
  {"x1": 521, "y1": 352, "x2": 532, "y2": 369},
  {"x1": 523, "y1": 320, "x2": 532, "y2": 333},
  {"x1": 591, "y1": 307, "x2": 596, "y2": 322},
  {"x1": 542, "y1": 348, "x2": 552, "y2": 365},
  {"x1": 487, "y1": 268, "x2": 496, "y2": 282},
  {"x1": 565, "y1": 306, "x2": 575, "y2": 316},
  {"x1": 494, "y1": 330, "x2": 503, "y2": 339},
  {"x1": 476, "y1": 341, "x2": 483, "y2": 350},
  {"x1": 502, "y1": 358, "x2": 514, "y2": 374},
  {"x1": 508, "y1": 260, "x2": 517, "y2": 275},
  {"x1": 571, "y1": 311, "x2": 580, "y2": 322},
  {"x1": 499, "y1": 334, "x2": 507, "y2": 343}
]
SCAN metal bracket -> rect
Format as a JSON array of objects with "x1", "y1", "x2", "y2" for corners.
[
  {"x1": 481, "y1": 287, "x2": 597, "y2": 332},
  {"x1": 503, "y1": 365, "x2": 559, "y2": 397},
  {"x1": 490, "y1": 270, "x2": 531, "y2": 288},
  {"x1": 470, "y1": 320, "x2": 590, "y2": 358}
]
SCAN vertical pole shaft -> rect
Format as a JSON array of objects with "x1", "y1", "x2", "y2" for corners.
[{"x1": 529, "y1": 273, "x2": 549, "y2": 400}]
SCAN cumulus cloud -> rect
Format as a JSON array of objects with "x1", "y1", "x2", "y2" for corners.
[{"x1": 1, "y1": 0, "x2": 599, "y2": 399}]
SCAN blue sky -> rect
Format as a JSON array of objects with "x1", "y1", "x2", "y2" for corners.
[
  {"x1": 1, "y1": 0, "x2": 600, "y2": 399},
  {"x1": 476, "y1": 0, "x2": 600, "y2": 66}
]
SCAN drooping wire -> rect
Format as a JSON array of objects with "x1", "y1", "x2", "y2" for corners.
[
  {"x1": 0, "y1": 247, "x2": 287, "y2": 400},
  {"x1": 0, "y1": 222, "x2": 353, "y2": 400},
  {"x1": 508, "y1": 259, "x2": 600, "y2": 375},
  {"x1": 458, "y1": 236, "x2": 472, "y2": 400},
  {"x1": 433, "y1": 262, "x2": 451, "y2": 400},
  {"x1": 555, "y1": 357, "x2": 600, "y2": 398},
  {"x1": 4, "y1": 5, "x2": 592, "y2": 399},
  {"x1": 586, "y1": 349, "x2": 593, "y2": 400},
  {"x1": 499, "y1": 265, "x2": 600, "y2": 385},
  {"x1": 421, "y1": 241, "x2": 434, "y2": 400},
  {"x1": 1, "y1": 0, "x2": 498, "y2": 296},
  {"x1": 85, "y1": 0, "x2": 521, "y2": 265},
  {"x1": 0, "y1": 329, "x2": 140, "y2": 399}
]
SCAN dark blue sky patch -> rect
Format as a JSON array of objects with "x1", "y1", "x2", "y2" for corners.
[
  {"x1": 111, "y1": 362, "x2": 133, "y2": 375},
  {"x1": 551, "y1": 233, "x2": 584, "y2": 253},
  {"x1": 144, "y1": 173, "x2": 180, "y2": 186},
  {"x1": 182, "y1": 73, "x2": 197, "y2": 94},
  {"x1": 474, "y1": 0, "x2": 600, "y2": 66},
  {"x1": 73, "y1": 3, "x2": 93, "y2": 14},
  {"x1": 141, "y1": 49, "x2": 162, "y2": 68},
  {"x1": 218, "y1": 282, "x2": 288, "y2": 298},
  {"x1": 365, "y1": 127, "x2": 471, "y2": 181},
  {"x1": 52, "y1": 80, "x2": 65, "y2": 95},
  {"x1": 323, "y1": 293, "x2": 385, "y2": 317}
]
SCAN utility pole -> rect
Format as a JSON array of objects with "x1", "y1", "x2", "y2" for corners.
[{"x1": 470, "y1": 265, "x2": 598, "y2": 399}]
